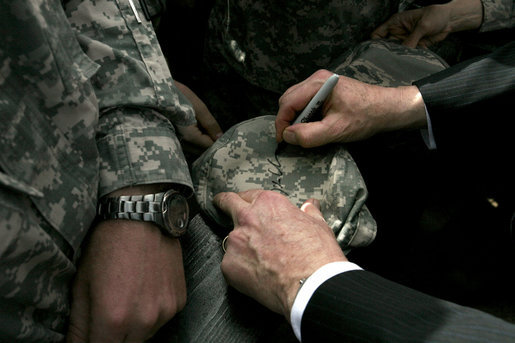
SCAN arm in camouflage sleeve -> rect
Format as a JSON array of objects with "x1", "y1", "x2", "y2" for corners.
[
  {"x1": 65, "y1": 0, "x2": 195, "y2": 196},
  {"x1": 480, "y1": 0, "x2": 514, "y2": 32},
  {"x1": 64, "y1": 0, "x2": 193, "y2": 341},
  {"x1": 372, "y1": 0, "x2": 513, "y2": 48}
]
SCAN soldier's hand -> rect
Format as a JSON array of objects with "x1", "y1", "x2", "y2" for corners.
[
  {"x1": 214, "y1": 190, "x2": 346, "y2": 321},
  {"x1": 66, "y1": 187, "x2": 187, "y2": 342},
  {"x1": 371, "y1": 0, "x2": 483, "y2": 48},
  {"x1": 175, "y1": 81, "x2": 223, "y2": 154},
  {"x1": 276, "y1": 70, "x2": 426, "y2": 147},
  {"x1": 371, "y1": 6, "x2": 452, "y2": 48}
]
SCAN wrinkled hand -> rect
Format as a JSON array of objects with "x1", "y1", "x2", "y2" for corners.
[
  {"x1": 372, "y1": 6, "x2": 452, "y2": 48},
  {"x1": 175, "y1": 81, "x2": 223, "y2": 154},
  {"x1": 276, "y1": 70, "x2": 425, "y2": 147},
  {"x1": 214, "y1": 190, "x2": 346, "y2": 321},
  {"x1": 372, "y1": 0, "x2": 483, "y2": 48},
  {"x1": 66, "y1": 218, "x2": 186, "y2": 342}
]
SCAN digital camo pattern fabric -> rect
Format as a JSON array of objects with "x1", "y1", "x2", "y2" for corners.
[
  {"x1": 205, "y1": 0, "x2": 403, "y2": 94},
  {"x1": 65, "y1": 0, "x2": 195, "y2": 197},
  {"x1": 480, "y1": 0, "x2": 515, "y2": 32},
  {"x1": 0, "y1": 0, "x2": 100, "y2": 259},
  {"x1": 205, "y1": 0, "x2": 512, "y2": 95},
  {"x1": 329, "y1": 39, "x2": 449, "y2": 87},
  {"x1": 66, "y1": 0, "x2": 196, "y2": 128},
  {"x1": 0, "y1": 0, "x2": 99, "y2": 341},
  {"x1": 0, "y1": 0, "x2": 192, "y2": 341},
  {"x1": 0, "y1": 194, "x2": 75, "y2": 342},
  {"x1": 96, "y1": 107, "x2": 193, "y2": 198},
  {"x1": 192, "y1": 116, "x2": 377, "y2": 250}
]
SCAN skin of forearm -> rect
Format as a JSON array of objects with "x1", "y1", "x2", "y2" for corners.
[
  {"x1": 378, "y1": 85, "x2": 427, "y2": 132},
  {"x1": 447, "y1": 0, "x2": 483, "y2": 32}
]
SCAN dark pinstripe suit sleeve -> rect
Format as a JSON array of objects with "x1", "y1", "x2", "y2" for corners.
[
  {"x1": 301, "y1": 270, "x2": 515, "y2": 342},
  {"x1": 413, "y1": 41, "x2": 514, "y2": 152},
  {"x1": 413, "y1": 42, "x2": 514, "y2": 201}
]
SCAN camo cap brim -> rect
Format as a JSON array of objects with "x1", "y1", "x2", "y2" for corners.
[{"x1": 192, "y1": 115, "x2": 377, "y2": 250}]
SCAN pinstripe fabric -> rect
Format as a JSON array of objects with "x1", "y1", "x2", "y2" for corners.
[
  {"x1": 302, "y1": 271, "x2": 515, "y2": 342},
  {"x1": 415, "y1": 41, "x2": 514, "y2": 205},
  {"x1": 415, "y1": 42, "x2": 515, "y2": 113},
  {"x1": 413, "y1": 41, "x2": 514, "y2": 158}
]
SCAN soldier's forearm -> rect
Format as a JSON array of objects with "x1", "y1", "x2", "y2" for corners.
[{"x1": 446, "y1": 0, "x2": 483, "y2": 33}]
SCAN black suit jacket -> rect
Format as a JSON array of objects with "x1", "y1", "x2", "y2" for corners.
[
  {"x1": 415, "y1": 41, "x2": 514, "y2": 204},
  {"x1": 301, "y1": 43, "x2": 515, "y2": 342},
  {"x1": 302, "y1": 271, "x2": 515, "y2": 342}
]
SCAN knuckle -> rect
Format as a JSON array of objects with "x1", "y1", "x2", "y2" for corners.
[
  {"x1": 236, "y1": 207, "x2": 254, "y2": 225},
  {"x1": 138, "y1": 310, "x2": 159, "y2": 332},
  {"x1": 158, "y1": 295, "x2": 181, "y2": 323},
  {"x1": 228, "y1": 228, "x2": 245, "y2": 242},
  {"x1": 313, "y1": 69, "x2": 332, "y2": 80},
  {"x1": 216, "y1": 191, "x2": 235, "y2": 205},
  {"x1": 227, "y1": 226, "x2": 252, "y2": 249},
  {"x1": 175, "y1": 290, "x2": 187, "y2": 313},
  {"x1": 220, "y1": 257, "x2": 230, "y2": 274},
  {"x1": 278, "y1": 94, "x2": 286, "y2": 106},
  {"x1": 104, "y1": 309, "x2": 128, "y2": 332},
  {"x1": 417, "y1": 20, "x2": 431, "y2": 31},
  {"x1": 256, "y1": 189, "x2": 282, "y2": 203}
]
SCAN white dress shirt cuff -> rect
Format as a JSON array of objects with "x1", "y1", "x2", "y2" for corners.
[
  {"x1": 290, "y1": 261, "x2": 363, "y2": 341},
  {"x1": 420, "y1": 104, "x2": 437, "y2": 150}
]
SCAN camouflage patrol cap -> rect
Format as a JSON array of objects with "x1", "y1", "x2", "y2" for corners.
[
  {"x1": 191, "y1": 39, "x2": 449, "y2": 250},
  {"x1": 329, "y1": 39, "x2": 448, "y2": 87},
  {"x1": 192, "y1": 115, "x2": 377, "y2": 250}
]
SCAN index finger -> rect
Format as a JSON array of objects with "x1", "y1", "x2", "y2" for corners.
[
  {"x1": 276, "y1": 70, "x2": 334, "y2": 142},
  {"x1": 213, "y1": 192, "x2": 250, "y2": 225},
  {"x1": 196, "y1": 107, "x2": 223, "y2": 141},
  {"x1": 371, "y1": 21, "x2": 390, "y2": 39},
  {"x1": 275, "y1": 84, "x2": 307, "y2": 142}
]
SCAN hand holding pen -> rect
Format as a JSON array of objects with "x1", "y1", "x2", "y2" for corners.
[
  {"x1": 291, "y1": 73, "x2": 339, "y2": 125},
  {"x1": 276, "y1": 69, "x2": 421, "y2": 147},
  {"x1": 275, "y1": 70, "x2": 339, "y2": 147}
]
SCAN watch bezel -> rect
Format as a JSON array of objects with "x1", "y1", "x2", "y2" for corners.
[{"x1": 161, "y1": 189, "x2": 189, "y2": 237}]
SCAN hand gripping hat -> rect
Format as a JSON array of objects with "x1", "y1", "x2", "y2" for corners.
[{"x1": 191, "y1": 115, "x2": 377, "y2": 250}]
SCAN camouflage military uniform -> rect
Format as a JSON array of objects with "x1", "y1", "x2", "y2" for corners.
[
  {"x1": 201, "y1": 0, "x2": 403, "y2": 129},
  {"x1": 0, "y1": 0, "x2": 194, "y2": 341},
  {"x1": 200, "y1": 0, "x2": 514, "y2": 130},
  {"x1": 481, "y1": 0, "x2": 514, "y2": 32}
]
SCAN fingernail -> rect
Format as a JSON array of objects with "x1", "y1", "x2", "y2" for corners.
[
  {"x1": 283, "y1": 130, "x2": 298, "y2": 145},
  {"x1": 215, "y1": 132, "x2": 223, "y2": 139}
]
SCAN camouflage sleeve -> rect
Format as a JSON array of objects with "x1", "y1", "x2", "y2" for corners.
[
  {"x1": 65, "y1": 0, "x2": 194, "y2": 196},
  {"x1": 96, "y1": 107, "x2": 193, "y2": 197},
  {"x1": 480, "y1": 0, "x2": 514, "y2": 32}
]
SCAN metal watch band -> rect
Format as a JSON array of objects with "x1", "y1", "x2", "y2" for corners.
[{"x1": 97, "y1": 192, "x2": 167, "y2": 229}]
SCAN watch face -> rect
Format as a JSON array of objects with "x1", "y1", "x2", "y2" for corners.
[{"x1": 162, "y1": 191, "x2": 189, "y2": 237}]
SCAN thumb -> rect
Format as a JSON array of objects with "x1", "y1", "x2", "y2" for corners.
[
  {"x1": 283, "y1": 121, "x2": 335, "y2": 148},
  {"x1": 402, "y1": 25, "x2": 426, "y2": 48}
]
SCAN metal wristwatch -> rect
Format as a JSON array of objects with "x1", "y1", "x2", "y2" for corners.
[{"x1": 97, "y1": 189, "x2": 189, "y2": 237}]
